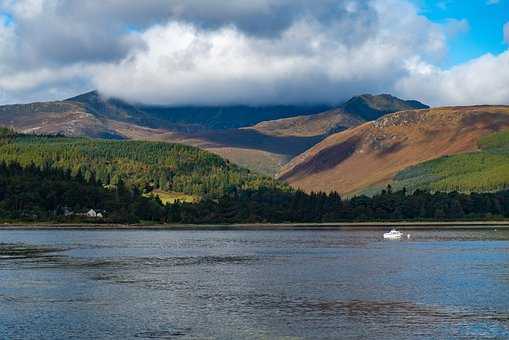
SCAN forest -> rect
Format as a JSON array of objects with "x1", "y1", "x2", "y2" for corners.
[
  {"x1": 1, "y1": 159, "x2": 508, "y2": 224},
  {"x1": 0, "y1": 160, "x2": 161, "y2": 223},
  {"x1": 392, "y1": 130, "x2": 509, "y2": 193},
  {"x1": 0, "y1": 129, "x2": 287, "y2": 198},
  {"x1": 1, "y1": 129, "x2": 509, "y2": 224}
]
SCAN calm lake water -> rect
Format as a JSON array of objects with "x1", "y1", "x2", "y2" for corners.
[{"x1": 1, "y1": 228, "x2": 509, "y2": 339}]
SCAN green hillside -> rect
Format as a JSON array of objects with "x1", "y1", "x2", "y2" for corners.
[
  {"x1": 0, "y1": 131, "x2": 287, "y2": 198},
  {"x1": 391, "y1": 130, "x2": 509, "y2": 193}
]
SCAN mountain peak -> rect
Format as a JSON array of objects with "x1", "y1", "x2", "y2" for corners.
[
  {"x1": 65, "y1": 90, "x2": 101, "y2": 103},
  {"x1": 342, "y1": 94, "x2": 429, "y2": 121}
]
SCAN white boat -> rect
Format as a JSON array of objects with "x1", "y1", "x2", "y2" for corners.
[{"x1": 383, "y1": 229, "x2": 403, "y2": 239}]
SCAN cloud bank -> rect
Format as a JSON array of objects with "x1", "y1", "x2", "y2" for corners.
[
  {"x1": 0, "y1": 0, "x2": 508, "y2": 106},
  {"x1": 93, "y1": 1, "x2": 446, "y2": 106},
  {"x1": 397, "y1": 52, "x2": 509, "y2": 106}
]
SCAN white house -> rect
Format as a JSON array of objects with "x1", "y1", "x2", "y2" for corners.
[{"x1": 81, "y1": 209, "x2": 105, "y2": 218}]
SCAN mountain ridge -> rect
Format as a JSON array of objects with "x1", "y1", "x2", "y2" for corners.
[
  {"x1": 244, "y1": 94, "x2": 428, "y2": 138},
  {"x1": 0, "y1": 91, "x2": 428, "y2": 175},
  {"x1": 66, "y1": 90, "x2": 331, "y2": 130}
]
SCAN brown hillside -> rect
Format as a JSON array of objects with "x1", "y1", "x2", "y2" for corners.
[
  {"x1": 245, "y1": 109, "x2": 365, "y2": 137},
  {"x1": 278, "y1": 106, "x2": 509, "y2": 195},
  {"x1": 0, "y1": 101, "x2": 125, "y2": 139}
]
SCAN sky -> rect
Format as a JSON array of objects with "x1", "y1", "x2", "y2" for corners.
[{"x1": 0, "y1": 0, "x2": 507, "y2": 107}]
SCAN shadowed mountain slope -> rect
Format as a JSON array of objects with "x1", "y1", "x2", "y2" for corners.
[{"x1": 66, "y1": 91, "x2": 329, "y2": 130}]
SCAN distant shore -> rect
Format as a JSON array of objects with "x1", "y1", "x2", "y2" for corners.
[{"x1": 0, "y1": 221, "x2": 508, "y2": 230}]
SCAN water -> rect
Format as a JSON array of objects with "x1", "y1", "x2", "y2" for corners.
[{"x1": 1, "y1": 229, "x2": 509, "y2": 339}]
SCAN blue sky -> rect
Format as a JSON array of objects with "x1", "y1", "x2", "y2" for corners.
[
  {"x1": 414, "y1": 0, "x2": 508, "y2": 67},
  {"x1": 0, "y1": 12, "x2": 12, "y2": 26}
]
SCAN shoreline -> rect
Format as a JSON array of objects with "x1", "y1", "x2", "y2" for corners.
[{"x1": 0, "y1": 221, "x2": 508, "y2": 230}]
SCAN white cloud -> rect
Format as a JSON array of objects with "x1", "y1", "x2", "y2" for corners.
[
  {"x1": 0, "y1": 0, "x2": 507, "y2": 107},
  {"x1": 487, "y1": 0, "x2": 500, "y2": 5},
  {"x1": 444, "y1": 19, "x2": 470, "y2": 38},
  {"x1": 396, "y1": 51, "x2": 509, "y2": 106},
  {"x1": 93, "y1": 0, "x2": 447, "y2": 105},
  {"x1": 0, "y1": 17, "x2": 16, "y2": 72},
  {"x1": 0, "y1": 63, "x2": 97, "y2": 104},
  {"x1": 0, "y1": 64, "x2": 90, "y2": 92},
  {"x1": 2, "y1": 0, "x2": 49, "y2": 19}
]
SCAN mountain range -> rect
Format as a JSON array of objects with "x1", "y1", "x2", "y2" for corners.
[
  {"x1": 0, "y1": 91, "x2": 427, "y2": 176},
  {"x1": 2, "y1": 90, "x2": 508, "y2": 196}
]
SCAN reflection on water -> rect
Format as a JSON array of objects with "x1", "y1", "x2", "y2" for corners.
[
  {"x1": 1, "y1": 229, "x2": 509, "y2": 339},
  {"x1": 0, "y1": 243, "x2": 65, "y2": 259}
]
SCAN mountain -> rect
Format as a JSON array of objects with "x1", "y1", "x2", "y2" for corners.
[
  {"x1": 246, "y1": 94, "x2": 428, "y2": 138},
  {"x1": 0, "y1": 91, "x2": 427, "y2": 176},
  {"x1": 0, "y1": 92, "x2": 330, "y2": 175},
  {"x1": 278, "y1": 106, "x2": 509, "y2": 195},
  {"x1": 341, "y1": 94, "x2": 429, "y2": 121},
  {"x1": 0, "y1": 100, "x2": 126, "y2": 139},
  {"x1": 66, "y1": 91, "x2": 330, "y2": 130}
]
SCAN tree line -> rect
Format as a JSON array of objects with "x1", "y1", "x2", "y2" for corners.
[
  {"x1": 1, "y1": 161, "x2": 508, "y2": 224},
  {"x1": 163, "y1": 186, "x2": 509, "y2": 224}
]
